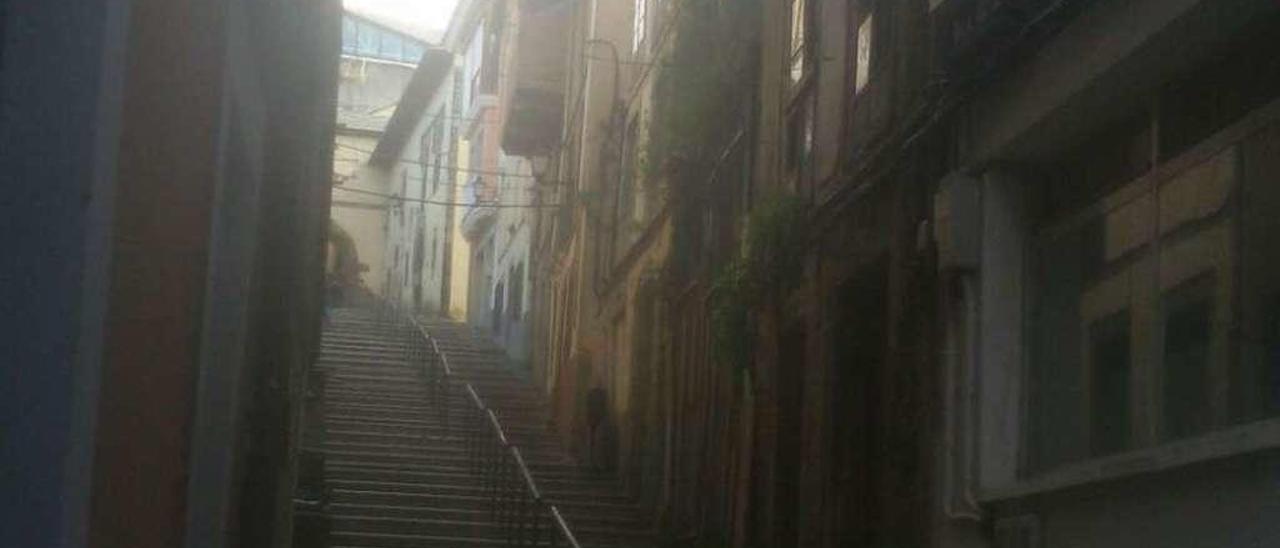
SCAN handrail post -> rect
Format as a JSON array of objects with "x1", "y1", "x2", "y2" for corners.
[
  {"x1": 442, "y1": 375, "x2": 452, "y2": 435},
  {"x1": 392, "y1": 303, "x2": 584, "y2": 548}
]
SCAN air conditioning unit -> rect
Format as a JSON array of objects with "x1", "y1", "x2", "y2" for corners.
[{"x1": 994, "y1": 515, "x2": 1041, "y2": 548}]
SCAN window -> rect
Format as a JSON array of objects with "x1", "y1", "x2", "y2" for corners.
[
  {"x1": 413, "y1": 231, "x2": 424, "y2": 278},
  {"x1": 493, "y1": 281, "x2": 506, "y2": 334},
  {"x1": 615, "y1": 117, "x2": 640, "y2": 259},
  {"x1": 427, "y1": 131, "x2": 437, "y2": 194},
  {"x1": 788, "y1": 0, "x2": 810, "y2": 86},
  {"x1": 469, "y1": 130, "x2": 486, "y2": 201},
  {"x1": 343, "y1": 17, "x2": 424, "y2": 64},
  {"x1": 451, "y1": 68, "x2": 464, "y2": 116},
  {"x1": 785, "y1": 0, "x2": 815, "y2": 188},
  {"x1": 420, "y1": 132, "x2": 430, "y2": 164},
  {"x1": 1162, "y1": 275, "x2": 1214, "y2": 440},
  {"x1": 854, "y1": 12, "x2": 874, "y2": 94},
  {"x1": 1088, "y1": 311, "x2": 1131, "y2": 457},
  {"x1": 510, "y1": 262, "x2": 524, "y2": 318},
  {"x1": 404, "y1": 42, "x2": 424, "y2": 63},
  {"x1": 431, "y1": 229, "x2": 439, "y2": 273},
  {"x1": 342, "y1": 18, "x2": 357, "y2": 54},
  {"x1": 1024, "y1": 124, "x2": 1280, "y2": 474},
  {"x1": 357, "y1": 21, "x2": 378, "y2": 57},
  {"x1": 466, "y1": 30, "x2": 484, "y2": 104},
  {"x1": 785, "y1": 95, "x2": 814, "y2": 177},
  {"x1": 632, "y1": 0, "x2": 648, "y2": 54},
  {"x1": 431, "y1": 116, "x2": 444, "y2": 193},
  {"x1": 380, "y1": 32, "x2": 402, "y2": 61}
]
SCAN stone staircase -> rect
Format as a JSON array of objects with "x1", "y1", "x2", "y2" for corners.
[{"x1": 309, "y1": 308, "x2": 652, "y2": 548}]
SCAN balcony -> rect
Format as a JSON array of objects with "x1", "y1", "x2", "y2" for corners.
[
  {"x1": 500, "y1": 0, "x2": 569, "y2": 157},
  {"x1": 461, "y1": 176, "x2": 498, "y2": 241}
]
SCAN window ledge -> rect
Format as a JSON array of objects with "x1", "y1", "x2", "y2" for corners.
[{"x1": 980, "y1": 417, "x2": 1280, "y2": 501}]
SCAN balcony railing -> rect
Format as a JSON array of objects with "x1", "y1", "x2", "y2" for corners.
[{"x1": 372, "y1": 298, "x2": 583, "y2": 548}]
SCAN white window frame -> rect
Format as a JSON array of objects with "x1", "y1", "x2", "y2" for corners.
[
  {"x1": 854, "y1": 11, "x2": 874, "y2": 94},
  {"x1": 632, "y1": 0, "x2": 648, "y2": 55},
  {"x1": 788, "y1": 0, "x2": 809, "y2": 87},
  {"x1": 968, "y1": 98, "x2": 1280, "y2": 502}
]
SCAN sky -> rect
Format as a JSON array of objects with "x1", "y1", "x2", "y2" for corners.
[{"x1": 344, "y1": 0, "x2": 460, "y2": 35}]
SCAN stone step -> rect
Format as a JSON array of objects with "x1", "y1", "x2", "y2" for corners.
[
  {"x1": 325, "y1": 381, "x2": 544, "y2": 403},
  {"x1": 330, "y1": 489, "x2": 646, "y2": 526},
  {"x1": 325, "y1": 466, "x2": 630, "y2": 498},
  {"x1": 331, "y1": 513, "x2": 653, "y2": 543},
  {"x1": 322, "y1": 412, "x2": 555, "y2": 442},
  {"x1": 321, "y1": 439, "x2": 569, "y2": 463},
  {"x1": 323, "y1": 456, "x2": 627, "y2": 487},
  {"x1": 325, "y1": 428, "x2": 559, "y2": 453},
  {"x1": 313, "y1": 308, "x2": 653, "y2": 548},
  {"x1": 329, "y1": 530, "x2": 506, "y2": 548},
  {"x1": 317, "y1": 446, "x2": 588, "y2": 475},
  {"x1": 323, "y1": 419, "x2": 564, "y2": 452},
  {"x1": 330, "y1": 502, "x2": 648, "y2": 530},
  {"x1": 326, "y1": 478, "x2": 636, "y2": 508},
  {"x1": 330, "y1": 531, "x2": 649, "y2": 548}
]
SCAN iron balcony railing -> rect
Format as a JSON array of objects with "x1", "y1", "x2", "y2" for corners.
[{"x1": 374, "y1": 299, "x2": 582, "y2": 548}]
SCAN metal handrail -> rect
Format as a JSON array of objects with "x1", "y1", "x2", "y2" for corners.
[{"x1": 373, "y1": 296, "x2": 582, "y2": 548}]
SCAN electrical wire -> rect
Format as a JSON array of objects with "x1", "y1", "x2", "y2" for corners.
[
  {"x1": 334, "y1": 141, "x2": 561, "y2": 182},
  {"x1": 333, "y1": 184, "x2": 564, "y2": 209}
]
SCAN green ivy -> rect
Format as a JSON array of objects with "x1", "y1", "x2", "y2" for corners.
[
  {"x1": 648, "y1": 0, "x2": 760, "y2": 178},
  {"x1": 709, "y1": 195, "x2": 808, "y2": 373}
]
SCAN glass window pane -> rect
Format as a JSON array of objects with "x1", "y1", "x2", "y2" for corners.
[
  {"x1": 1028, "y1": 224, "x2": 1092, "y2": 471},
  {"x1": 357, "y1": 22, "x2": 378, "y2": 56},
  {"x1": 855, "y1": 14, "x2": 873, "y2": 92},
  {"x1": 1089, "y1": 310, "x2": 1132, "y2": 457},
  {"x1": 343, "y1": 18, "x2": 356, "y2": 54},
  {"x1": 381, "y1": 32, "x2": 402, "y2": 60},
  {"x1": 404, "y1": 41, "x2": 424, "y2": 63},
  {"x1": 1162, "y1": 275, "x2": 1214, "y2": 440},
  {"x1": 789, "y1": 0, "x2": 806, "y2": 84},
  {"x1": 1236, "y1": 126, "x2": 1280, "y2": 422},
  {"x1": 633, "y1": 0, "x2": 647, "y2": 53}
]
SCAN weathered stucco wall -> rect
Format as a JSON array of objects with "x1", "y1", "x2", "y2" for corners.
[{"x1": 333, "y1": 132, "x2": 388, "y2": 293}]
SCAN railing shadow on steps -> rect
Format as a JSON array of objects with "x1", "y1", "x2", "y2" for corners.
[{"x1": 374, "y1": 299, "x2": 583, "y2": 548}]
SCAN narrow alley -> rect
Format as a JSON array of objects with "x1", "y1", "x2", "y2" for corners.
[{"x1": 7, "y1": 1, "x2": 1280, "y2": 548}]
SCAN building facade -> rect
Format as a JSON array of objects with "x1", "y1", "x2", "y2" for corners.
[
  {"x1": 451, "y1": 0, "x2": 539, "y2": 363},
  {"x1": 371, "y1": 48, "x2": 471, "y2": 319},
  {"x1": 1, "y1": 0, "x2": 339, "y2": 547},
  {"x1": 331, "y1": 10, "x2": 433, "y2": 296},
  {"x1": 932, "y1": 0, "x2": 1280, "y2": 547},
  {"x1": 512, "y1": 0, "x2": 1280, "y2": 547}
]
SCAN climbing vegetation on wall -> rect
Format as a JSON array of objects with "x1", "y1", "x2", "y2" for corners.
[
  {"x1": 648, "y1": 0, "x2": 761, "y2": 183},
  {"x1": 709, "y1": 194, "x2": 808, "y2": 374}
]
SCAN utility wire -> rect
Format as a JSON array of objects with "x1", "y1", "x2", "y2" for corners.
[
  {"x1": 388, "y1": 171, "x2": 542, "y2": 192},
  {"x1": 333, "y1": 184, "x2": 564, "y2": 209},
  {"x1": 334, "y1": 173, "x2": 540, "y2": 193},
  {"x1": 334, "y1": 141, "x2": 564, "y2": 183}
]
